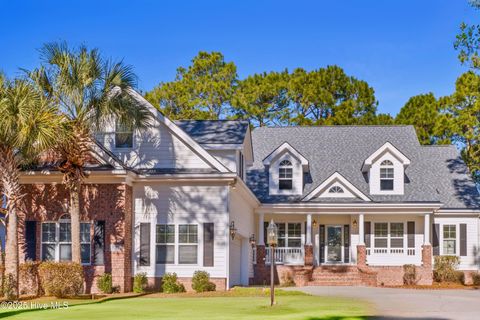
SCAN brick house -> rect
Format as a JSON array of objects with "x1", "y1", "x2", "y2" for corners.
[{"x1": 18, "y1": 90, "x2": 480, "y2": 292}]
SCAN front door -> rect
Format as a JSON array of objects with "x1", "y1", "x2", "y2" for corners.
[{"x1": 326, "y1": 225, "x2": 343, "y2": 263}]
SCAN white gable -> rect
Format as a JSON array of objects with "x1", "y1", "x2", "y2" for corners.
[
  {"x1": 263, "y1": 142, "x2": 309, "y2": 171},
  {"x1": 362, "y1": 142, "x2": 410, "y2": 172},
  {"x1": 303, "y1": 172, "x2": 371, "y2": 201},
  {"x1": 96, "y1": 88, "x2": 230, "y2": 172}
]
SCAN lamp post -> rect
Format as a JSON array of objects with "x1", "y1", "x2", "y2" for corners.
[{"x1": 267, "y1": 219, "x2": 278, "y2": 306}]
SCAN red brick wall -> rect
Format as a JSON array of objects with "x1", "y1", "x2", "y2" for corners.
[{"x1": 19, "y1": 183, "x2": 132, "y2": 293}]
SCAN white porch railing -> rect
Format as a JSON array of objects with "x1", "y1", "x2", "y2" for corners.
[
  {"x1": 265, "y1": 247, "x2": 304, "y2": 265},
  {"x1": 366, "y1": 248, "x2": 416, "y2": 256}
]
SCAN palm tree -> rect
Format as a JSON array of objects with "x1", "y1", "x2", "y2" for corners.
[
  {"x1": 0, "y1": 76, "x2": 63, "y2": 298},
  {"x1": 29, "y1": 42, "x2": 152, "y2": 263}
]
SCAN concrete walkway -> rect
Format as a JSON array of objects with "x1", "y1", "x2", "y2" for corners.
[{"x1": 291, "y1": 286, "x2": 480, "y2": 320}]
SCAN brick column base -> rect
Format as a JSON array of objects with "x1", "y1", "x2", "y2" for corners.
[
  {"x1": 253, "y1": 245, "x2": 268, "y2": 284},
  {"x1": 417, "y1": 244, "x2": 433, "y2": 285},
  {"x1": 357, "y1": 245, "x2": 367, "y2": 267},
  {"x1": 421, "y1": 244, "x2": 432, "y2": 268},
  {"x1": 304, "y1": 245, "x2": 314, "y2": 266}
]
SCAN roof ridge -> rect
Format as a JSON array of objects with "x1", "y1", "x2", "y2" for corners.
[{"x1": 254, "y1": 125, "x2": 413, "y2": 129}]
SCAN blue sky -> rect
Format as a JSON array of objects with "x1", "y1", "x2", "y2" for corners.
[{"x1": 0, "y1": 0, "x2": 477, "y2": 115}]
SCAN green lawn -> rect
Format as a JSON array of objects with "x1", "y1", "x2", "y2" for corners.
[{"x1": 0, "y1": 289, "x2": 372, "y2": 320}]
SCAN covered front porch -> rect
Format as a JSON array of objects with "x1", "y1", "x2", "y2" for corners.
[{"x1": 254, "y1": 212, "x2": 432, "y2": 266}]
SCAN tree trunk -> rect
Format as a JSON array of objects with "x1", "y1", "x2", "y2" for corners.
[
  {"x1": 5, "y1": 205, "x2": 18, "y2": 298},
  {"x1": 70, "y1": 180, "x2": 81, "y2": 264}
]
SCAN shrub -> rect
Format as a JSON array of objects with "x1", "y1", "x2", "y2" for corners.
[
  {"x1": 38, "y1": 262, "x2": 84, "y2": 298},
  {"x1": 19, "y1": 261, "x2": 41, "y2": 296},
  {"x1": 162, "y1": 273, "x2": 186, "y2": 293},
  {"x1": 191, "y1": 271, "x2": 216, "y2": 292},
  {"x1": 3, "y1": 273, "x2": 17, "y2": 301},
  {"x1": 133, "y1": 273, "x2": 148, "y2": 293},
  {"x1": 279, "y1": 270, "x2": 295, "y2": 287},
  {"x1": 403, "y1": 264, "x2": 417, "y2": 285},
  {"x1": 433, "y1": 256, "x2": 461, "y2": 283},
  {"x1": 472, "y1": 273, "x2": 480, "y2": 286},
  {"x1": 96, "y1": 273, "x2": 113, "y2": 294},
  {"x1": 456, "y1": 271, "x2": 465, "y2": 285}
]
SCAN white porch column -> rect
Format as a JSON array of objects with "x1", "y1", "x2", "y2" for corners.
[
  {"x1": 358, "y1": 213, "x2": 365, "y2": 245},
  {"x1": 424, "y1": 213, "x2": 431, "y2": 245},
  {"x1": 258, "y1": 212, "x2": 265, "y2": 245},
  {"x1": 306, "y1": 214, "x2": 312, "y2": 245}
]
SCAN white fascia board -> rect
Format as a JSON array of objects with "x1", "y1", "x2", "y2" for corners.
[
  {"x1": 362, "y1": 142, "x2": 411, "y2": 171},
  {"x1": 302, "y1": 172, "x2": 371, "y2": 201},
  {"x1": 436, "y1": 208, "x2": 480, "y2": 216},
  {"x1": 262, "y1": 142, "x2": 309, "y2": 171},
  {"x1": 201, "y1": 143, "x2": 243, "y2": 150},
  {"x1": 125, "y1": 88, "x2": 230, "y2": 173}
]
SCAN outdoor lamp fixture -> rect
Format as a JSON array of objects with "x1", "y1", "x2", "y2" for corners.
[
  {"x1": 312, "y1": 219, "x2": 317, "y2": 227},
  {"x1": 61, "y1": 199, "x2": 69, "y2": 213},
  {"x1": 267, "y1": 219, "x2": 278, "y2": 306},
  {"x1": 229, "y1": 221, "x2": 237, "y2": 240},
  {"x1": 249, "y1": 234, "x2": 256, "y2": 247},
  {"x1": 353, "y1": 219, "x2": 358, "y2": 228}
]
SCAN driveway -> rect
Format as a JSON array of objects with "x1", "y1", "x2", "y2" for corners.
[{"x1": 291, "y1": 286, "x2": 480, "y2": 320}]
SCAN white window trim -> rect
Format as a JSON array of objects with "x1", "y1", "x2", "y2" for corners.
[
  {"x1": 440, "y1": 224, "x2": 458, "y2": 256},
  {"x1": 380, "y1": 162, "x2": 394, "y2": 191},
  {"x1": 154, "y1": 224, "x2": 200, "y2": 266},
  {"x1": 372, "y1": 222, "x2": 406, "y2": 251},
  {"x1": 114, "y1": 120, "x2": 134, "y2": 150},
  {"x1": 278, "y1": 160, "x2": 293, "y2": 191},
  {"x1": 41, "y1": 220, "x2": 92, "y2": 265},
  {"x1": 155, "y1": 224, "x2": 175, "y2": 265}
]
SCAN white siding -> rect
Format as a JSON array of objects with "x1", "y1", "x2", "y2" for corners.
[
  {"x1": 132, "y1": 182, "x2": 229, "y2": 278},
  {"x1": 433, "y1": 216, "x2": 479, "y2": 270},
  {"x1": 210, "y1": 149, "x2": 237, "y2": 172},
  {"x1": 97, "y1": 119, "x2": 212, "y2": 170},
  {"x1": 229, "y1": 237, "x2": 242, "y2": 286},
  {"x1": 229, "y1": 188, "x2": 255, "y2": 283}
]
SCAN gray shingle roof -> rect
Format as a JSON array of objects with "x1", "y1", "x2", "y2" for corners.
[
  {"x1": 175, "y1": 120, "x2": 249, "y2": 145},
  {"x1": 247, "y1": 125, "x2": 480, "y2": 208}
]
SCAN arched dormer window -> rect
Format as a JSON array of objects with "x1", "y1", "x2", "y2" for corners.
[
  {"x1": 380, "y1": 160, "x2": 394, "y2": 190},
  {"x1": 328, "y1": 186, "x2": 344, "y2": 194},
  {"x1": 278, "y1": 160, "x2": 293, "y2": 190}
]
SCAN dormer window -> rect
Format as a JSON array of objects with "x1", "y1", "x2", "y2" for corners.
[
  {"x1": 278, "y1": 160, "x2": 293, "y2": 190},
  {"x1": 328, "y1": 186, "x2": 344, "y2": 194},
  {"x1": 380, "y1": 160, "x2": 394, "y2": 191},
  {"x1": 115, "y1": 120, "x2": 133, "y2": 149}
]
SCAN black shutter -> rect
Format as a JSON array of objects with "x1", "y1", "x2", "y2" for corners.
[
  {"x1": 25, "y1": 221, "x2": 36, "y2": 261},
  {"x1": 460, "y1": 223, "x2": 467, "y2": 257},
  {"x1": 139, "y1": 223, "x2": 150, "y2": 266},
  {"x1": 319, "y1": 225, "x2": 325, "y2": 264},
  {"x1": 93, "y1": 220, "x2": 105, "y2": 265},
  {"x1": 432, "y1": 223, "x2": 440, "y2": 256},
  {"x1": 364, "y1": 222, "x2": 371, "y2": 248},
  {"x1": 344, "y1": 224, "x2": 350, "y2": 263},
  {"x1": 203, "y1": 223, "x2": 214, "y2": 267},
  {"x1": 407, "y1": 221, "x2": 415, "y2": 248}
]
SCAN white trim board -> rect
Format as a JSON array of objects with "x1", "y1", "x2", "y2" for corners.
[{"x1": 302, "y1": 172, "x2": 371, "y2": 202}]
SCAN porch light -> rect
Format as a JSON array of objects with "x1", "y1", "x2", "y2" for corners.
[
  {"x1": 313, "y1": 219, "x2": 317, "y2": 227},
  {"x1": 229, "y1": 221, "x2": 237, "y2": 240},
  {"x1": 267, "y1": 220, "x2": 278, "y2": 247},
  {"x1": 353, "y1": 219, "x2": 358, "y2": 228},
  {"x1": 249, "y1": 234, "x2": 256, "y2": 247}
]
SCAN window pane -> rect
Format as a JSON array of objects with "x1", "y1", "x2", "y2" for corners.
[
  {"x1": 443, "y1": 240, "x2": 456, "y2": 254},
  {"x1": 59, "y1": 223, "x2": 71, "y2": 242},
  {"x1": 279, "y1": 179, "x2": 292, "y2": 190},
  {"x1": 390, "y1": 238, "x2": 404, "y2": 248},
  {"x1": 443, "y1": 225, "x2": 456, "y2": 239},
  {"x1": 188, "y1": 225, "x2": 198, "y2": 243},
  {"x1": 178, "y1": 245, "x2": 197, "y2": 264},
  {"x1": 380, "y1": 168, "x2": 394, "y2": 178},
  {"x1": 80, "y1": 223, "x2": 90, "y2": 243},
  {"x1": 390, "y1": 223, "x2": 404, "y2": 237},
  {"x1": 374, "y1": 223, "x2": 388, "y2": 237},
  {"x1": 278, "y1": 238, "x2": 286, "y2": 247},
  {"x1": 156, "y1": 245, "x2": 175, "y2": 264},
  {"x1": 288, "y1": 223, "x2": 301, "y2": 237},
  {"x1": 156, "y1": 224, "x2": 175, "y2": 244},
  {"x1": 380, "y1": 179, "x2": 394, "y2": 191},
  {"x1": 278, "y1": 224, "x2": 286, "y2": 237},
  {"x1": 288, "y1": 239, "x2": 302, "y2": 247},
  {"x1": 81, "y1": 244, "x2": 91, "y2": 264},
  {"x1": 42, "y1": 244, "x2": 55, "y2": 261},
  {"x1": 374, "y1": 239, "x2": 388, "y2": 248},
  {"x1": 59, "y1": 244, "x2": 72, "y2": 261},
  {"x1": 42, "y1": 223, "x2": 56, "y2": 242}
]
